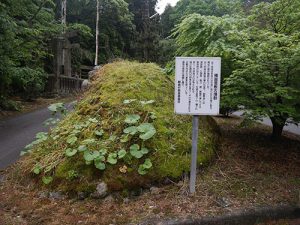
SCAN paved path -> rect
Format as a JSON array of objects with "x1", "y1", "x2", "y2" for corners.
[
  {"x1": 233, "y1": 111, "x2": 300, "y2": 136},
  {"x1": 0, "y1": 108, "x2": 52, "y2": 169}
]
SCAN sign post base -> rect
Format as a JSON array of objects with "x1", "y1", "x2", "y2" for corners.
[{"x1": 190, "y1": 115, "x2": 199, "y2": 194}]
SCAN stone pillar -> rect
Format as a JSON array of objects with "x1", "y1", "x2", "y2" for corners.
[{"x1": 53, "y1": 37, "x2": 64, "y2": 92}]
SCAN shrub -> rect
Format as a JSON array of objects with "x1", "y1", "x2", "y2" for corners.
[{"x1": 11, "y1": 67, "x2": 46, "y2": 101}]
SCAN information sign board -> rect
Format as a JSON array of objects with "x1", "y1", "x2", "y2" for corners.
[{"x1": 174, "y1": 57, "x2": 221, "y2": 115}]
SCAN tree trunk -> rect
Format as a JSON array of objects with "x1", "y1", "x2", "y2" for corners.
[
  {"x1": 61, "y1": 0, "x2": 67, "y2": 27},
  {"x1": 270, "y1": 117, "x2": 285, "y2": 139},
  {"x1": 61, "y1": 0, "x2": 67, "y2": 71},
  {"x1": 142, "y1": 0, "x2": 150, "y2": 62},
  {"x1": 94, "y1": 0, "x2": 99, "y2": 66}
]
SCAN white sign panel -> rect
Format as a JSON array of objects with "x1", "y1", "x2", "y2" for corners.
[{"x1": 174, "y1": 57, "x2": 221, "y2": 115}]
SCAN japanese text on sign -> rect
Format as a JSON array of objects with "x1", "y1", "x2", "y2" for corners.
[{"x1": 174, "y1": 57, "x2": 221, "y2": 115}]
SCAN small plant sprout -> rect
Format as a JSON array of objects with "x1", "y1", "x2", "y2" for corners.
[
  {"x1": 67, "y1": 170, "x2": 79, "y2": 180},
  {"x1": 42, "y1": 176, "x2": 53, "y2": 185},
  {"x1": 137, "y1": 123, "x2": 156, "y2": 140},
  {"x1": 84, "y1": 150, "x2": 100, "y2": 162},
  {"x1": 118, "y1": 149, "x2": 127, "y2": 159},
  {"x1": 120, "y1": 134, "x2": 129, "y2": 143},
  {"x1": 95, "y1": 129, "x2": 104, "y2": 136},
  {"x1": 125, "y1": 114, "x2": 140, "y2": 124},
  {"x1": 94, "y1": 155, "x2": 106, "y2": 170},
  {"x1": 94, "y1": 160, "x2": 106, "y2": 170},
  {"x1": 140, "y1": 100, "x2": 155, "y2": 105},
  {"x1": 65, "y1": 148, "x2": 77, "y2": 157},
  {"x1": 123, "y1": 99, "x2": 136, "y2": 104},
  {"x1": 66, "y1": 135, "x2": 77, "y2": 145},
  {"x1": 99, "y1": 148, "x2": 107, "y2": 155},
  {"x1": 78, "y1": 145, "x2": 87, "y2": 152},
  {"x1": 33, "y1": 164, "x2": 41, "y2": 174},
  {"x1": 88, "y1": 117, "x2": 99, "y2": 123},
  {"x1": 149, "y1": 112, "x2": 157, "y2": 120},
  {"x1": 82, "y1": 138, "x2": 96, "y2": 145},
  {"x1": 48, "y1": 102, "x2": 67, "y2": 116},
  {"x1": 107, "y1": 153, "x2": 118, "y2": 164},
  {"x1": 138, "y1": 158, "x2": 152, "y2": 175},
  {"x1": 123, "y1": 126, "x2": 138, "y2": 135},
  {"x1": 130, "y1": 144, "x2": 149, "y2": 159},
  {"x1": 109, "y1": 135, "x2": 117, "y2": 142},
  {"x1": 43, "y1": 118, "x2": 60, "y2": 126}
]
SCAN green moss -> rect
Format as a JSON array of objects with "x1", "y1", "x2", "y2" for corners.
[{"x1": 21, "y1": 61, "x2": 219, "y2": 192}]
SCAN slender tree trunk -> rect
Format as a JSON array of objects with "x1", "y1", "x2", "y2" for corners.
[
  {"x1": 61, "y1": 0, "x2": 67, "y2": 70},
  {"x1": 94, "y1": 0, "x2": 99, "y2": 66},
  {"x1": 142, "y1": 0, "x2": 150, "y2": 62},
  {"x1": 270, "y1": 116, "x2": 285, "y2": 139},
  {"x1": 61, "y1": 0, "x2": 67, "y2": 27}
]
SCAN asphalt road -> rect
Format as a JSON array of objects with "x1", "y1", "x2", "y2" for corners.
[{"x1": 0, "y1": 108, "x2": 51, "y2": 169}]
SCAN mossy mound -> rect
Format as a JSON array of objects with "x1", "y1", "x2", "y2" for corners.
[{"x1": 20, "y1": 61, "x2": 219, "y2": 193}]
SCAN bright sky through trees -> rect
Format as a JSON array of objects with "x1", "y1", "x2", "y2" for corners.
[{"x1": 156, "y1": 0, "x2": 179, "y2": 14}]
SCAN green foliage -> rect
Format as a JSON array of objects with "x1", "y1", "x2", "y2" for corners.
[
  {"x1": 160, "y1": 0, "x2": 243, "y2": 41},
  {"x1": 0, "y1": 0, "x2": 58, "y2": 101},
  {"x1": 11, "y1": 67, "x2": 46, "y2": 100},
  {"x1": 173, "y1": 0, "x2": 300, "y2": 137},
  {"x1": 223, "y1": 0, "x2": 300, "y2": 137}
]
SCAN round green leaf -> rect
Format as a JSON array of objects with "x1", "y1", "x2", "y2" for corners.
[
  {"x1": 138, "y1": 165, "x2": 147, "y2": 175},
  {"x1": 150, "y1": 112, "x2": 157, "y2": 120},
  {"x1": 125, "y1": 114, "x2": 140, "y2": 124},
  {"x1": 94, "y1": 161, "x2": 106, "y2": 170},
  {"x1": 130, "y1": 144, "x2": 143, "y2": 159},
  {"x1": 123, "y1": 99, "x2": 136, "y2": 104},
  {"x1": 139, "y1": 130, "x2": 156, "y2": 140},
  {"x1": 65, "y1": 148, "x2": 77, "y2": 157},
  {"x1": 123, "y1": 126, "x2": 138, "y2": 135},
  {"x1": 82, "y1": 138, "x2": 96, "y2": 145},
  {"x1": 143, "y1": 158, "x2": 152, "y2": 169},
  {"x1": 67, "y1": 135, "x2": 77, "y2": 145},
  {"x1": 120, "y1": 134, "x2": 129, "y2": 143},
  {"x1": 83, "y1": 151, "x2": 99, "y2": 161},
  {"x1": 89, "y1": 118, "x2": 99, "y2": 123},
  {"x1": 33, "y1": 165, "x2": 41, "y2": 175},
  {"x1": 99, "y1": 148, "x2": 107, "y2": 155},
  {"x1": 140, "y1": 100, "x2": 155, "y2": 105},
  {"x1": 107, "y1": 153, "x2": 118, "y2": 164},
  {"x1": 137, "y1": 123, "x2": 156, "y2": 140},
  {"x1": 118, "y1": 149, "x2": 127, "y2": 159},
  {"x1": 42, "y1": 176, "x2": 53, "y2": 185},
  {"x1": 95, "y1": 129, "x2": 104, "y2": 136},
  {"x1": 109, "y1": 135, "x2": 117, "y2": 141},
  {"x1": 78, "y1": 145, "x2": 87, "y2": 152},
  {"x1": 141, "y1": 147, "x2": 149, "y2": 154}
]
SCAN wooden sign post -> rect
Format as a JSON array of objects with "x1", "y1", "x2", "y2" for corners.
[{"x1": 174, "y1": 57, "x2": 221, "y2": 194}]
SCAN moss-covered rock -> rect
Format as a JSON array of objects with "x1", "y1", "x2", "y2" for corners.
[{"x1": 20, "y1": 61, "x2": 219, "y2": 193}]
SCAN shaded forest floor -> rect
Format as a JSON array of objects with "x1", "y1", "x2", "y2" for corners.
[
  {"x1": 0, "y1": 96, "x2": 76, "y2": 120},
  {"x1": 0, "y1": 117, "x2": 299, "y2": 225}
]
